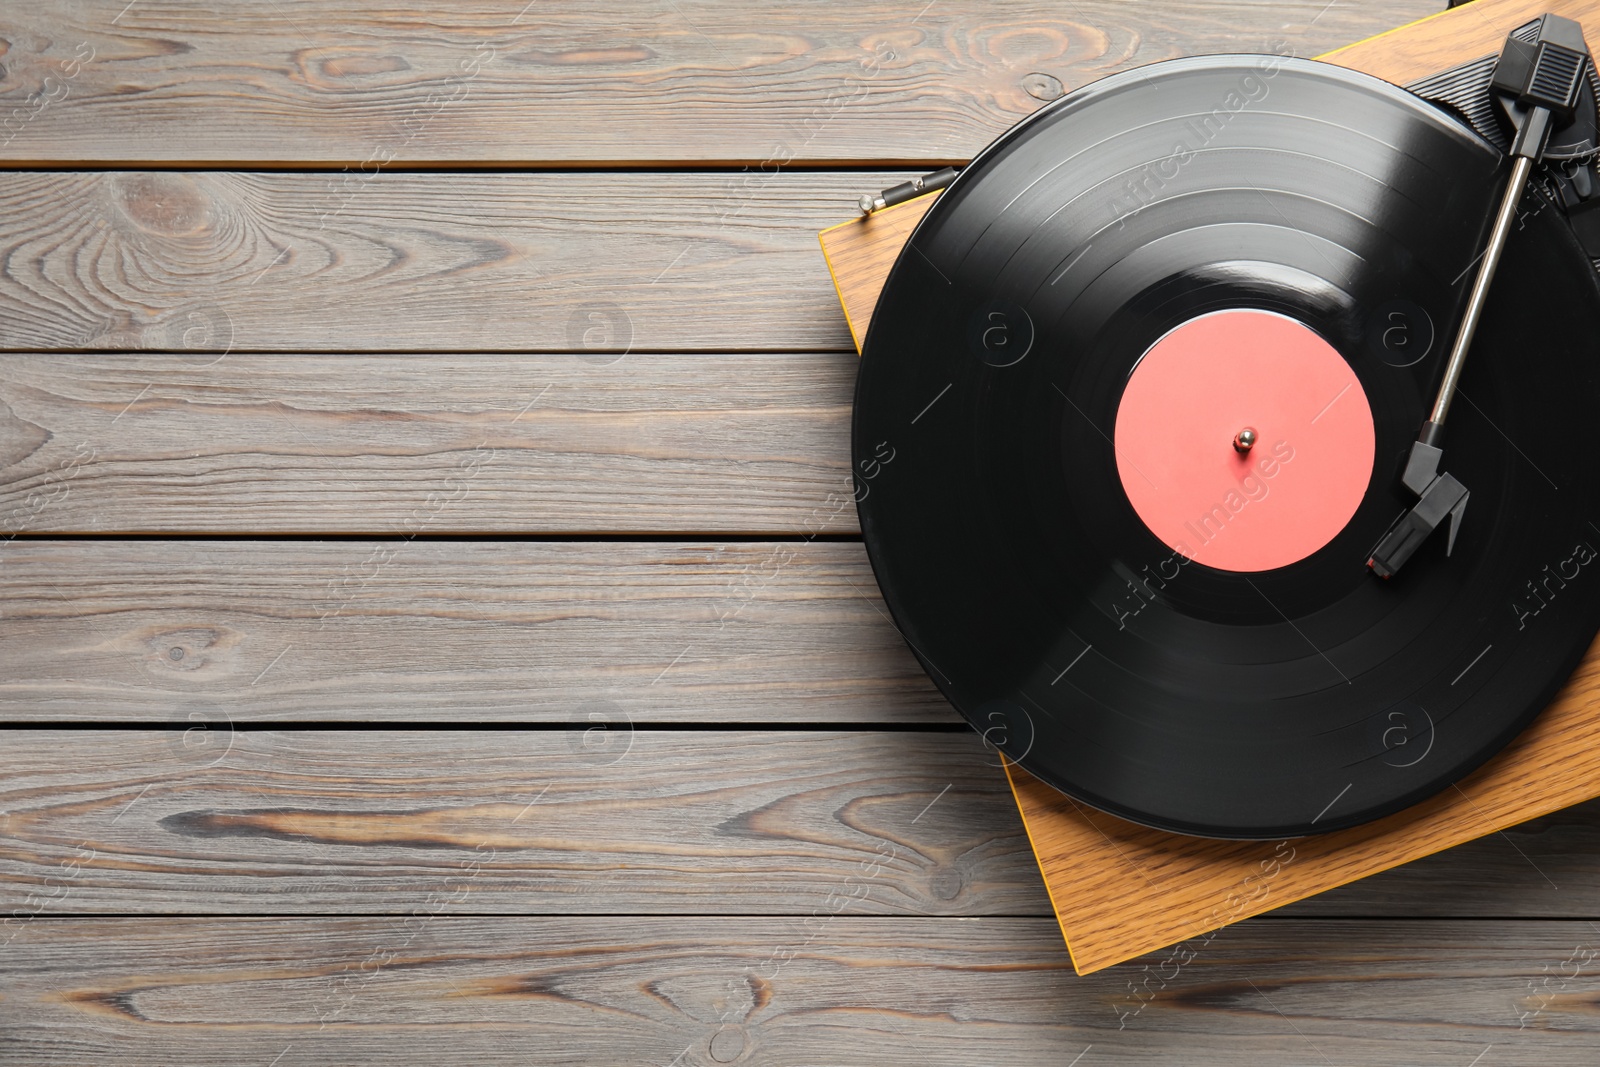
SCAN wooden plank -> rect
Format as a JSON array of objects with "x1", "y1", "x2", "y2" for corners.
[
  {"x1": 5, "y1": 916, "x2": 1598, "y2": 1063},
  {"x1": 0, "y1": 171, "x2": 886, "y2": 354},
  {"x1": 0, "y1": 729, "x2": 1034, "y2": 915},
  {"x1": 0, "y1": 540, "x2": 947, "y2": 721},
  {"x1": 0, "y1": 2, "x2": 1436, "y2": 166},
  {"x1": 3, "y1": 725, "x2": 1600, "y2": 918},
  {"x1": 0, "y1": 354, "x2": 868, "y2": 535}
]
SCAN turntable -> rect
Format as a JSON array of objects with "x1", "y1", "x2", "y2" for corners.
[{"x1": 822, "y1": 0, "x2": 1600, "y2": 973}]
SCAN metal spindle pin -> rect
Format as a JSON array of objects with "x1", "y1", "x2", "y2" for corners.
[{"x1": 1233, "y1": 427, "x2": 1258, "y2": 453}]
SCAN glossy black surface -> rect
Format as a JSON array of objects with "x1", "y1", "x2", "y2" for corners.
[{"x1": 854, "y1": 56, "x2": 1600, "y2": 838}]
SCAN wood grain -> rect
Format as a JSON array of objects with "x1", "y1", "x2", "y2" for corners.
[
  {"x1": 3, "y1": 726, "x2": 1600, "y2": 919},
  {"x1": 0, "y1": 1, "x2": 1435, "y2": 166},
  {"x1": 0, "y1": 171, "x2": 886, "y2": 354},
  {"x1": 0, "y1": 354, "x2": 867, "y2": 535},
  {"x1": 1286, "y1": 795, "x2": 1600, "y2": 917},
  {"x1": 819, "y1": 195, "x2": 938, "y2": 351},
  {"x1": 0, "y1": 729, "x2": 1034, "y2": 915},
  {"x1": 0, "y1": 540, "x2": 946, "y2": 721},
  {"x1": 5, "y1": 917, "x2": 1598, "y2": 1064}
]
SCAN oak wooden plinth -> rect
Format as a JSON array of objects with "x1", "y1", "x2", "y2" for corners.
[{"x1": 820, "y1": 0, "x2": 1600, "y2": 975}]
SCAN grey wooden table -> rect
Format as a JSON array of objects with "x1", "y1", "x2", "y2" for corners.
[{"x1": 3, "y1": 2, "x2": 1598, "y2": 1063}]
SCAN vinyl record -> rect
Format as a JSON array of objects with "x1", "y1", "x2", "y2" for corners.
[{"x1": 853, "y1": 55, "x2": 1600, "y2": 838}]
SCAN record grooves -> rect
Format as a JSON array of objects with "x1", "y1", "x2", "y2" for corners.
[{"x1": 853, "y1": 56, "x2": 1600, "y2": 839}]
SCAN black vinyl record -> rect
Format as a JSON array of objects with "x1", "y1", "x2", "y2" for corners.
[{"x1": 853, "y1": 55, "x2": 1600, "y2": 838}]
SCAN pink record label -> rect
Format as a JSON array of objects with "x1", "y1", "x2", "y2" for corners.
[{"x1": 1113, "y1": 309, "x2": 1376, "y2": 572}]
